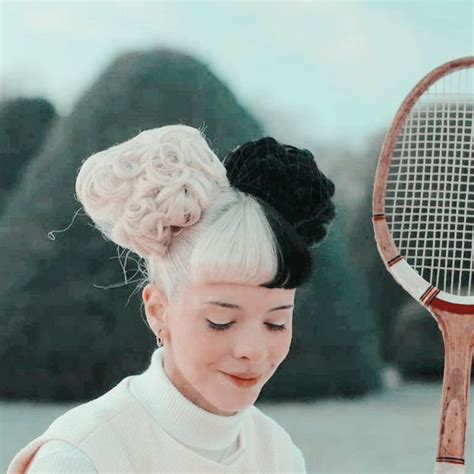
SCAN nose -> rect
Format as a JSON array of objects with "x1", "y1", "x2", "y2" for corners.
[{"x1": 232, "y1": 327, "x2": 268, "y2": 364}]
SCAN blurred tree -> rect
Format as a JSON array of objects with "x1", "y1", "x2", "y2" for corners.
[
  {"x1": 392, "y1": 296, "x2": 444, "y2": 380},
  {"x1": 0, "y1": 97, "x2": 57, "y2": 215},
  {"x1": 221, "y1": 100, "x2": 384, "y2": 399},
  {"x1": 263, "y1": 204, "x2": 383, "y2": 400},
  {"x1": 0, "y1": 48, "x2": 263, "y2": 401},
  {"x1": 346, "y1": 131, "x2": 412, "y2": 364}
]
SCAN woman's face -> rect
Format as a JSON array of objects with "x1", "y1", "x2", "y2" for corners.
[{"x1": 143, "y1": 282, "x2": 295, "y2": 416}]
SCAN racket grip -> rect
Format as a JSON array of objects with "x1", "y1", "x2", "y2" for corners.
[
  {"x1": 433, "y1": 461, "x2": 465, "y2": 474},
  {"x1": 429, "y1": 308, "x2": 474, "y2": 474}
]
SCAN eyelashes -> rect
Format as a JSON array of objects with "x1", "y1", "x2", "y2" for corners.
[{"x1": 206, "y1": 319, "x2": 287, "y2": 332}]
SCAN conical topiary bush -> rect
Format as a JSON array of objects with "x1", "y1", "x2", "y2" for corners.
[
  {"x1": 0, "y1": 97, "x2": 57, "y2": 215},
  {"x1": 262, "y1": 204, "x2": 383, "y2": 400},
  {"x1": 0, "y1": 48, "x2": 263, "y2": 401}
]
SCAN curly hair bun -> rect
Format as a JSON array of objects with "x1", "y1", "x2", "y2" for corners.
[
  {"x1": 223, "y1": 137, "x2": 336, "y2": 247},
  {"x1": 75, "y1": 124, "x2": 229, "y2": 257}
]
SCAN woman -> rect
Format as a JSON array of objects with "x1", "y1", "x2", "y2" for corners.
[{"x1": 8, "y1": 124, "x2": 336, "y2": 473}]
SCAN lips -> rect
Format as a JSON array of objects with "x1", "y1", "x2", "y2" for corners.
[
  {"x1": 222, "y1": 371, "x2": 262, "y2": 388},
  {"x1": 227, "y1": 372, "x2": 261, "y2": 380}
]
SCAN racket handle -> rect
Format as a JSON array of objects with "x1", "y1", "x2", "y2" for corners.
[
  {"x1": 429, "y1": 309, "x2": 474, "y2": 473},
  {"x1": 433, "y1": 461, "x2": 465, "y2": 474}
]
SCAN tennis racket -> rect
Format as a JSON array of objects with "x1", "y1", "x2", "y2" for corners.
[{"x1": 372, "y1": 56, "x2": 474, "y2": 474}]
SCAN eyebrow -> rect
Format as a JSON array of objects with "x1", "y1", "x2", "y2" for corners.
[{"x1": 203, "y1": 301, "x2": 294, "y2": 312}]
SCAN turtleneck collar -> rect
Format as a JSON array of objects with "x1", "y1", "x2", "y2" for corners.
[{"x1": 129, "y1": 346, "x2": 253, "y2": 451}]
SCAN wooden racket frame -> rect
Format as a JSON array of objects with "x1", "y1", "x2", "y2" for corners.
[{"x1": 372, "y1": 56, "x2": 474, "y2": 474}]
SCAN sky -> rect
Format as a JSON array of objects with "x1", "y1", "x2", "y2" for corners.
[{"x1": 1, "y1": 0, "x2": 473, "y2": 151}]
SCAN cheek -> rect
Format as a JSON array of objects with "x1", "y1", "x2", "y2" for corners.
[
  {"x1": 270, "y1": 329, "x2": 292, "y2": 362},
  {"x1": 170, "y1": 316, "x2": 204, "y2": 345},
  {"x1": 172, "y1": 321, "x2": 222, "y2": 365}
]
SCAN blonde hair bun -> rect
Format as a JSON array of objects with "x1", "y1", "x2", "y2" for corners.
[{"x1": 75, "y1": 124, "x2": 229, "y2": 257}]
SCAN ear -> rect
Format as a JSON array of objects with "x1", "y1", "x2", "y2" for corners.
[{"x1": 142, "y1": 283, "x2": 169, "y2": 337}]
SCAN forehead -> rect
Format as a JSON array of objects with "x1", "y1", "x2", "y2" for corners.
[{"x1": 181, "y1": 282, "x2": 295, "y2": 307}]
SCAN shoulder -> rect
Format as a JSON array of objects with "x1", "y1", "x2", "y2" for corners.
[
  {"x1": 292, "y1": 443, "x2": 307, "y2": 473},
  {"x1": 27, "y1": 440, "x2": 97, "y2": 473},
  {"x1": 45, "y1": 377, "x2": 136, "y2": 443}
]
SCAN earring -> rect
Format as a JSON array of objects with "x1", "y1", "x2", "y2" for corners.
[{"x1": 156, "y1": 328, "x2": 163, "y2": 347}]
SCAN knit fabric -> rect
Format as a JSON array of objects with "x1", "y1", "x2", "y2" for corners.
[
  {"x1": 25, "y1": 438, "x2": 243, "y2": 473},
  {"x1": 8, "y1": 346, "x2": 306, "y2": 473}
]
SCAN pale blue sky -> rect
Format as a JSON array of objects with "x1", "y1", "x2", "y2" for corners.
[{"x1": 1, "y1": 0, "x2": 473, "y2": 150}]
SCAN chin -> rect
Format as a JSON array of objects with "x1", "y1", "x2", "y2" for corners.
[
  {"x1": 212, "y1": 393, "x2": 258, "y2": 415},
  {"x1": 216, "y1": 401, "x2": 252, "y2": 415}
]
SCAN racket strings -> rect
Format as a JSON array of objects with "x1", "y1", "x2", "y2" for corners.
[{"x1": 385, "y1": 67, "x2": 474, "y2": 297}]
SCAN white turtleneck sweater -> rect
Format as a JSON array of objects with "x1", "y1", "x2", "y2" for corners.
[{"x1": 9, "y1": 346, "x2": 306, "y2": 473}]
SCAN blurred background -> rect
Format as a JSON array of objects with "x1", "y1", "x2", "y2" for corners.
[{"x1": 0, "y1": 1, "x2": 473, "y2": 472}]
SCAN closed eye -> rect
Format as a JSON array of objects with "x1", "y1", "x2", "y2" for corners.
[{"x1": 206, "y1": 319, "x2": 286, "y2": 332}]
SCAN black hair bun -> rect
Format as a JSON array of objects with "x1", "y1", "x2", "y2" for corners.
[{"x1": 223, "y1": 137, "x2": 336, "y2": 247}]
